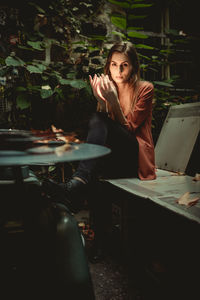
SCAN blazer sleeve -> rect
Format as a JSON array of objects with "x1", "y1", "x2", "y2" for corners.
[{"x1": 125, "y1": 81, "x2": 154, "y2": 132}]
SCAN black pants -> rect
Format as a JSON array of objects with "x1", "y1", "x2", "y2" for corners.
[
  {"x1": 74, "y1": 112, "x2": 139, "y2": 249},
  {"x1": 74, "y1": 112, "x2": 139, "y2": 182}
]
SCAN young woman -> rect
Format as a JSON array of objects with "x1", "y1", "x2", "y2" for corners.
[
  {"x1": 62, "y1": 41, "x2": 156, "y2": 262},
  {"x1": 65, "y1": 41, "x2": 156, "y2": 193}
]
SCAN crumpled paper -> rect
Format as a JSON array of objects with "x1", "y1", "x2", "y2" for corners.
[
  {"x1": 193, "y1": 173, "x2": 200, "y2": 182},
  {"x1": 176, "y1": 192, "x2": 200, "y2": 207}
]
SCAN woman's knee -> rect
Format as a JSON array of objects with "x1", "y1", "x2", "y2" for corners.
[{"x1": 89, "y1": 112, "x2": 108, "y2": 129}]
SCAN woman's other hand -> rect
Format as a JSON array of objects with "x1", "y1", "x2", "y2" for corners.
[
  {"x1": 99, "y1": 74, "x2": 127, "y2": 125},
  {"x1": 89, "y1": 74, "x2": 107, "y2": 111},
  {"x1": 99, "y1": 75, "x2": 119, "y2": 107}
]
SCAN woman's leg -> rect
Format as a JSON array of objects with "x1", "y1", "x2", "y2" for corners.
[
  {"x1": 73, "y1": 111, "x2": 139, "y2": 183},
  {"x1": 72, "y1": 112, "x2": 109, "y2": 183},
  {"x1": 65, "y1": 112, "x2": 139, "y2": 261}
]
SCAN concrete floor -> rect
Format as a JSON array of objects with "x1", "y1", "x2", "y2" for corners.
[
  {"x1": 73, "y1": 208, "x2": 200, "y2": 300},
  {"x1": 74, "y1": 210, "x2": 140, "y2": 300}
]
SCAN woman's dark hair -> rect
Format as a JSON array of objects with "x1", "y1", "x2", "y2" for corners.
[{"x1": 104, "y1": 41, "x2": 140, "y2": 87}]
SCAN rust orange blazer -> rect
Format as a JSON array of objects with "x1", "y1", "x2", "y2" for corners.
[{"x1": 125, "y1": 81, "x2": 156, "y2": 180}]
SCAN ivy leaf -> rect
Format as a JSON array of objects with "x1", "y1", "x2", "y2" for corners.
[
  {"x1": 108, "y1": 0, "x2": 131, "y2": 9},
  {"x1": 66, "y1": 72, "x2": 76, "y2": 79},
  {"x1": 111, "y1": 16, "x2": 127, "y2": 30},
  {"x1": 54, "y1": 87, "x2": 65, "y2": 100},
  {"x1": 18, "y1": 45, "x2": 35, "y2": 51},
  {"x1": 128, "y1": 14, "x2": 147, "y2": 20},
  {"x1": 127, "y1": 30, "x2": 148, "y2": 39},
  {"x1": 69, "y1": 79, "x2": 88, "y2": 89},
  {"x1": 16, "y1": 94, "x2": 30, "y2": 109},
  {"x1": 35, "y1": 63, "x2": 46, "y2": 72},
  {"x1": 27, "y1": 64, "x2": 46, "y2": 74},
  {"x1": 58, "y1": 78, "x2": 71, "y2": 85},
  {"x1": 153, "y1": 81, "x2": 174, "y2": 87},
  {"x1": 72, "y1": 40, "x2": 87, "y2": 45},
  {"x1": 5, "y1": 56, "x2": 25, "y2": 67},
  {"x1": 16, "y1": 86, "x2": 27, "y2": 92},
  {"x1": 58, "y1": 78, "x2": 87, "y2": 89},
  {"x1": 127, "y1": 26, "x2": 143, "y2": 31},
  {"x1": 140, "y1": 64, "x2": 147, "y2": 70},
  {"x1": 136, "y1": 43, "x2": 154, "y2": 50},
  {"x1": 27, "y1": 85, "x2": 41, "y2": 92},
  {"x1": 28, "y1": 2, "x2": 46, "y2": 13},
  {"x1": 40, "y1": 88, "x2": 53, "y2": 99},
  {"x1": 111, "y1": 31, "x2": 126, "y2": 38},
  {"x1": 131, "y1": 3, "x2": 153, "y2": 9},
  {"x1": 138, "y1": 53, "x2": 151, "y2": 60},
  {"x1": 88, "y1": 35, "x2": 107, "y2": 41},
  {"x1": 88, "y1": 46, "x2": 101, "y2": 51},
  {"x1": 27, "y1": 41, "x2": 44, "y2": 51}
]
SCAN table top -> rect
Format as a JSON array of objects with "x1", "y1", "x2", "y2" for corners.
[{"x1": 0, "y1": 143, "x2": 111, "y2": 166}]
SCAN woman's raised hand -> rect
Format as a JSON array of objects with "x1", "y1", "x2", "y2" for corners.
[
  {"x1": 89, "y1": 74, "x2": 108, "y2": 112},
  {"x1": 89, "y1": 74, "x2": 106, "y2": 103},
  {"x1": 99, "y1": 74, "x2": 119, "y2": 106},
  {"x1": 89, "y1": 73, "x2": 120, "y2": 113}
]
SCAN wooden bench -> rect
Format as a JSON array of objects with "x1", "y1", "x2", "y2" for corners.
[{"x1": 102, "y1": 102, "x2": 200, "y2": 300}]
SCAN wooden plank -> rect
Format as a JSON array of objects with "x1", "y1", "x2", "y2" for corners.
[{"x1": 106, "y1": 169, "x2": 200, "y2": 224}]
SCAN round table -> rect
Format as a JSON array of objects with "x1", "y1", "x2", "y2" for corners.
[{"x1": 0, "y1": 143, "x2": 111, "y2": 166}]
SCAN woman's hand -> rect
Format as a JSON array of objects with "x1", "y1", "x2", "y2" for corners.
[
  {"x1": 89, "y1": 74, "x2": 107, "y2": 111},
  {"x1": 99, "y1": 74, "x2": 127, "y2": 125},
  {"x1": 99, "y1": 74, "x2": 119, "y2": 107}
]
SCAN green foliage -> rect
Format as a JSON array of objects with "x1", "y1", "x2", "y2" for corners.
[
  {"x1": 5, "y1": 56, "x2": 25, "y2": 67},
  {"x1": 0, "y1": 0, "x2": 104, "y2": 130},
  {"x1": 111, "y1": 16, "x2": 127, "y2": 30},
  {"x1": 0, "y1": 0, "x2": 198, "y2": 134},
  {"x1": 16, "y1": 94, "x2": 31, "y2": 109}
]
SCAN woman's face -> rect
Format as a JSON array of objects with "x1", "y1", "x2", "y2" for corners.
[{"x1": 109, "y1": 52, "x2": 133, "y2": 84}]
